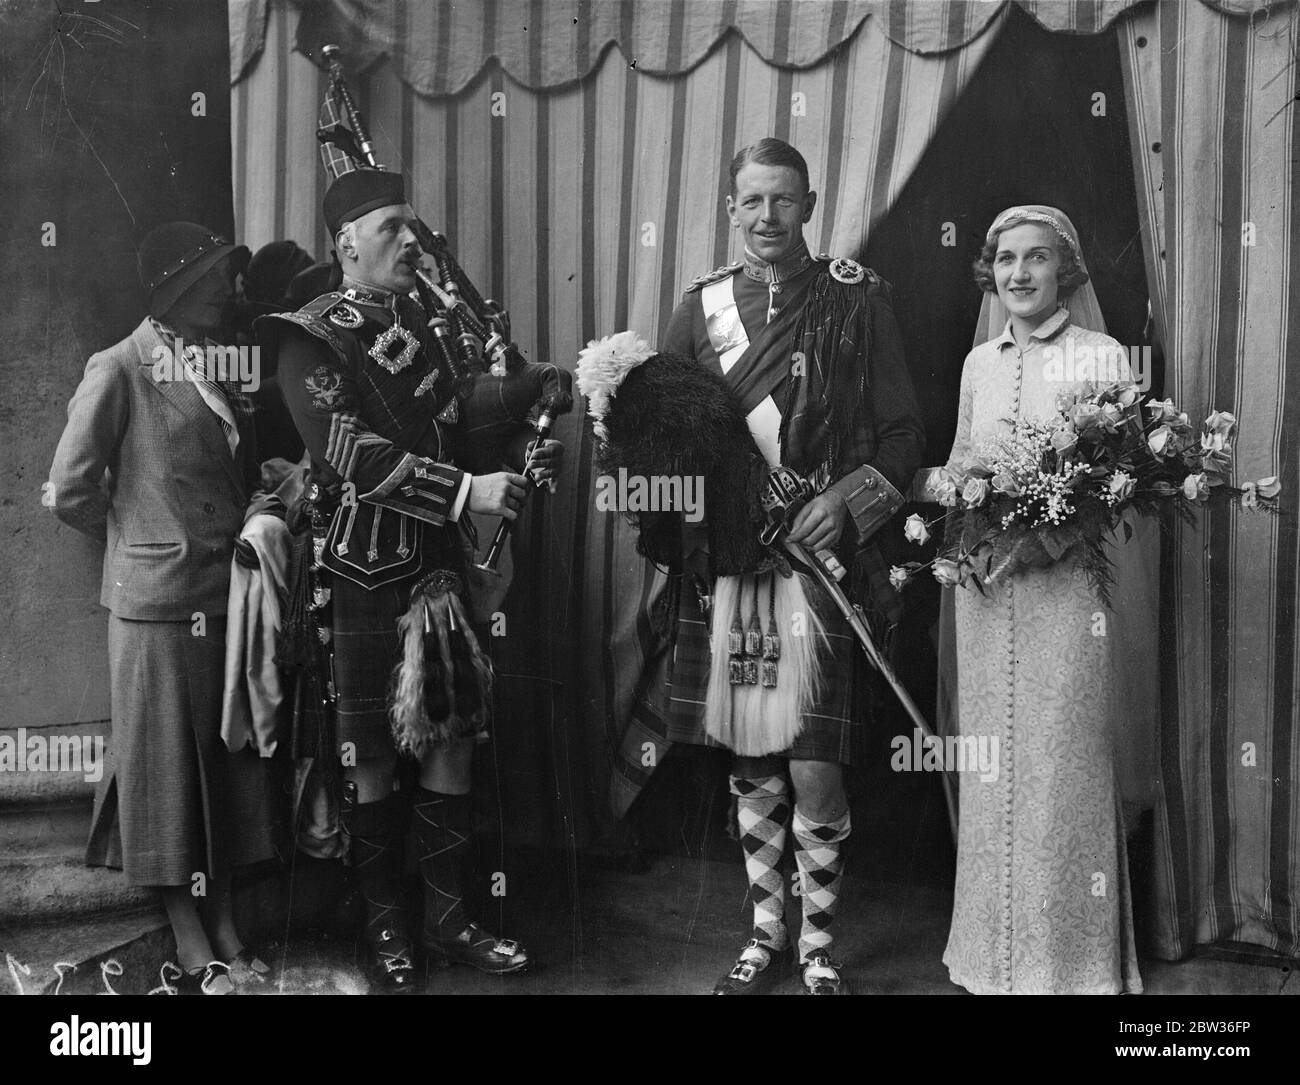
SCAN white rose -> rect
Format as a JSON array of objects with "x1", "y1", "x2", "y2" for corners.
[
  {"x1": 889, "y1": 566, "x2": 911, "y2": 591},
  {"x1": 1108, "y1": 470, "x2": 1135, "y2": 502},
  {"x1": 903, "y1": 514, "x2": 930, "y2": 545},
  {"x1": 961, "y1": 477, "x2": 991, "y2": 508},
  {"x1": 1148, "y1": 425, "x2": 1172, "y2": 456}
]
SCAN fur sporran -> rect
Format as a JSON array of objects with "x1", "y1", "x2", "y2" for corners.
[{"x1": 389, "y1": 570, "x2": 493, "y2": 759}]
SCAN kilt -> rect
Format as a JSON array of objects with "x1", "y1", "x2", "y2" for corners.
[
  {"x1": 328, "y1": 531, "x2": 482, "y2": 762},
  {"x1": 86, "y1": 615, "x2": 278, "y2": 886},
  {"x1": 662, "y1": 567, "x2": 857, "y2": 764}
]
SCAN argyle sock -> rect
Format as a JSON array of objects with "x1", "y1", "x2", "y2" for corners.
[
  {"x1": 341, "y1": 792, "x2": 409, "y2": 947},
  {"x1": 792, "y1": 806, "x2": 851, "y2": 962},
  {"x1": 410, "y1": 786, "x2": 473, "y2": 942},
  {"x1": 731, "y1": 773, "x2": 791, "y2": 952}
]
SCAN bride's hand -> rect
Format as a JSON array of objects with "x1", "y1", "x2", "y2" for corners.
[{"x1": 787, "y1": 491, "x2": 848, "y2": 551}]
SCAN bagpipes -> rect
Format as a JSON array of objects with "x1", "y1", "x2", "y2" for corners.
[
  {"x1": 316, "y1": 44, "x2": 572, "y2": 562},
  {"x1": 312, "y1": 46, "x2": 572, "y2": 755}
]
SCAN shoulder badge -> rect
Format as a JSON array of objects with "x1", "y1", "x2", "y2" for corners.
[
  {"x1": 685, "y1": 261, "x2": 743, "y2": 293},
  {"x1": 827, "y1": 257, "x2": 866, "y2": 285},
  {"x1": 327, "y1": 302, "x2": 364, "y2": 329}
]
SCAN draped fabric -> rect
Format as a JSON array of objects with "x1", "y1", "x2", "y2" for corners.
[
  {"x1": 230, "y1": 0, "x2": 1147, "y2": 88},
  {"x1": 230, "y1": 0, "x2": 1300, "y2": 959},
  {"x1": 228, "y1": 0, "x2": 1288, "y2": 85},
  {"x1": 1116, "y1": 0, "x2": 1300, "y2": 960}
]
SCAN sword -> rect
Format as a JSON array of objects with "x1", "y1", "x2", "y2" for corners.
[
  {"x1": 783, "y1": 539, "x2": 935, "y2": 742},
  {"x1": 762, "y1": 465, "x2": 935, "y2": 741}
]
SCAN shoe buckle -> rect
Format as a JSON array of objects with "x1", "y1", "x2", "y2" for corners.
[
  {"x1": 728, "y1": 961, "x2": 757, "y2": 983},
  {"x1": 493, "y1": 939, "x2": 520, "y2": 956}
]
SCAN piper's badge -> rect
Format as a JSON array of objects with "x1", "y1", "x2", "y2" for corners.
[
  {"x1": 828, "y1": 257, "x2": 865, "y2": 285},
  {"x1": 328, "y1": 302, "x2": 364, "y2": 329},
  {"x1": 369, "y1": 323, "x2": 419, "y2": 374}
]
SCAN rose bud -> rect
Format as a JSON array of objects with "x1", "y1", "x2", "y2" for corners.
[
  {"x1": 1148, "y1": 425, "x2": 1173, "y2": 456},
  {"x1": 1257, "y1": 476, "x2": 1281, "y2": 499},
  {"x1": 932, "y1": 559, "x2": 961, "y2": 587},
  {"x1": 903, "y1": 513, "x2": 931, "y2": 545},
  {"x1": 1182, "y1": 472, "x2": 1209, "y2": 501},
  {"x1": 1108, "y1": 470, "x2": 1135, "y2": 501},
  {"x1": 889, "y1": 565, "x2": 911, "y2": 591}
]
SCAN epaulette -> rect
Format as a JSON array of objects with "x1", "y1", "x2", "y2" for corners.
[
  {"x1": 815, "y1": 254, "x2": 891, "y2": 300},
  {"x1": 684, "y1": 261, "x2": 743, "y2": 293},
  {"x1": 253, "y1": 291, "x2": 349, "y2": 357}
]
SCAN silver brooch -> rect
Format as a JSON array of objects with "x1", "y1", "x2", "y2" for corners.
[
  {"x1": 413, "y1": 369, "x2": 440, "y2": 397},
  {"x1": 828, "y1": 257, "x2": 865, "y2": 285},
  {"x1": 369, "y1": 323, "x2": 419, "y2": 374},
  {"x1": 328, "y1": 302, "x2": 364, "y2": 329}
]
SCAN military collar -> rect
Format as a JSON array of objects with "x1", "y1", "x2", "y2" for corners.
[
  {"x1": 741, "y1": 242, "x2": 814, "y2": 284},
  {"x1": 340, "y1": 278, "x2": 398, "y2": 310}
]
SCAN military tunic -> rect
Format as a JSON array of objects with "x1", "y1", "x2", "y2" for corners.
[{"x1": 260, "y1": 282, "x2": 474, "y2": 760}]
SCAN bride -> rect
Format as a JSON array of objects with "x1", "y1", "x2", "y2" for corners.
[{"x1": 934, "y1": 205, "x2": 1155, "y2": 994}]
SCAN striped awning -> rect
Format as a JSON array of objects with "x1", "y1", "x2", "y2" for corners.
[{"x1": 232, "y1": 0, "x2": 1285, "y2": 90}]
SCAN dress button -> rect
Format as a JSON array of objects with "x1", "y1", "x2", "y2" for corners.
[
  {"x1": 865, "y1": 477, "x2": 876, "y2": 489},
  {"x1": 771, "y1": 284, "x2": 783, "y2": 295},
  {"x1": 203, "y1": 502, "x2": 215, "y2": 514}
]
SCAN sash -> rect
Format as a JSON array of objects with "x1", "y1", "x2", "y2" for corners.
[{"x1": 700, "y1": 276, "x2": 785, "y2": 467}]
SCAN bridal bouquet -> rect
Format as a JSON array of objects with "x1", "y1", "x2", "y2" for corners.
[{"x1": 892, "y1": 382, "x2": 1280, "y2": 605}]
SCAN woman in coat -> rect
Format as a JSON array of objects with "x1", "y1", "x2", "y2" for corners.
[{"x1": 50, "y1": 222, "x2": 279, "y2": 994}]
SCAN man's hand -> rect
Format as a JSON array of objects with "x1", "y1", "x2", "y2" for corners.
[
  {"x1": 468, "y1": 471, "x2": 529, "y2": 520},
  {"x1": 786, "y1": 490, "x2": 849, "y2": 552},
  {"x1": 523, "y1": 438, "x2": 563, "y2": 489}
]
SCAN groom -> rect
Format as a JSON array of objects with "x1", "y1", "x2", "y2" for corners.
[{"x1": 657, "y1": 137, "x2": 924, "y2": 994}]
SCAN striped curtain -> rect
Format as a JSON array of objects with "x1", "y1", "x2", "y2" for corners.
[
  {"x1": 1118, "y1": 0, "x2": 1300, "y2": 960},
  {"x1": 231, "y1": 0, "x2": 997, "y2": 832}
]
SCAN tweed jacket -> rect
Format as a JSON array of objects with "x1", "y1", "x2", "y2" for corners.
[{"x1": 49, "y1": 318, "x2": 262, "y2": 620}]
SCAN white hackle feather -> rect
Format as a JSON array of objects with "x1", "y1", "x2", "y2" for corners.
[{"x1": 575, "y1": 330, "x2": 656, "y2": 441}]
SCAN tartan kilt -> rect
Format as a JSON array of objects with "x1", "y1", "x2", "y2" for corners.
[
  {"x1": 662, "y1": 564, "x2": 858, "y2": 765},
  {"x1": 327, "y1": 529, "x2": 484, "y2": 762}
]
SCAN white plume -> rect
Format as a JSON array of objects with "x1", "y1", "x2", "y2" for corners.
[{"x1": 575, "y1": 330, "x2": 655, "y2": 441}]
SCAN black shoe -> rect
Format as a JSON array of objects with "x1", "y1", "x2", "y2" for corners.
[
  {"x1": 170, "y1": 961, "x2": 234, "y2": 995},
  {"x1": 362, "y1": 928, "x2": 420, "y2": 994},
  {"x1": 711, "y1": 939, "x2": 792, "y2": 995},
  {"x1": 424, "y1": 922, "x2": 530, "y2": 975},
  {"x1": 798, "y1": 950, "x2": 851, "y2": 995}
]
